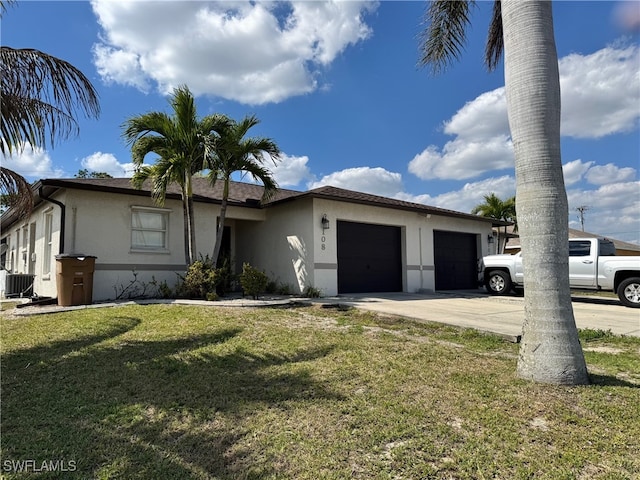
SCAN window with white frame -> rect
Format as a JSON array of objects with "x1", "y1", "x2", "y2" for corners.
[
  {"x1": 43, "y1": 212, "x2": 53, "y2": 276},
  {"x1": 131, "y1": 207, "x2": 169, "y2": 251}
]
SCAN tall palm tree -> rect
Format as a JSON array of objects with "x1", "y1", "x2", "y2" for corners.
[
  {"x1": 0, "y1": 0, "x2": 100, "y2": 219},
  {"x1": 420, "y1": 0, "x2": 588, "y2": 385},
  {"x1": 472, "y1": 193, "x2": 516, "y2": 253},
  {"x1": 207, "y1": 115, "x2": 280, "y2": 268},
  {"x1": 122, "y1": 85, "x2": 228, "y2": 265}
]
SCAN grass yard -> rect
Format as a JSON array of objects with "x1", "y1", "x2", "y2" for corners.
[{"x1": 1, "y1": 303, "x2": 639, "y2": 479}]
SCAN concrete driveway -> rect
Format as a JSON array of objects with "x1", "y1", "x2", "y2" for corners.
[{"x1": 330, "y1": 291, "x2": 640, "y2": 341}]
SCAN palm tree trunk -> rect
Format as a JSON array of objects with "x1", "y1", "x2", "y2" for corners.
[
  {"x1": 187, "y1": 195, "x2": 196, "y2": 264},
  {"x1": 181, "y1": 195, "x2": 191, "y2": 265},
  {"x1": 502, "y1": 0, "x2": 588, "y2": 384},
  {"x1": 211, "y1": 179, "x2": 229, "y2": 269},
  {"x1": 180, "y1": 175, "x2": 196, "y2": 266}
]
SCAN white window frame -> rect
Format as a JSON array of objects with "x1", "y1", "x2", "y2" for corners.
[
  {"x1": 130, "y1": 206, "x2": 170, "y2": 253},
  {"x1": 4, "y1": 235, "x2": 12, "y2": 272}
]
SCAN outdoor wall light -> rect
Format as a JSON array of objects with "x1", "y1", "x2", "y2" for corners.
[
  {"x1": 321, "y1": 214, "x2": 330, "y2": 232},
  {"x1": 488, "y1": 235, "x2": 495, "y2": 244}
]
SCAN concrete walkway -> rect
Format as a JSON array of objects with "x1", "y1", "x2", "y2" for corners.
[{"x1": 329, "y1": 291, "x2": 640, "y2": 341}]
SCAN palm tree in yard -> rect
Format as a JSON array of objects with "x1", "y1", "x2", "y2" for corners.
[
  {"x1": 1, "y1": 0, "x2": 100, "y2": 218},
  {"x1": 123, "y1": 85, "x2": 228, "y2": 265},
  {"x1": 421, "y1": 1, "x2": 588, "y2": 384},
  {"x1": 208, "y1": 114, "x2": 280, "y2": 268},
  {"x1": 472, "y1": 193, "x2": 516, "y2": 253}
]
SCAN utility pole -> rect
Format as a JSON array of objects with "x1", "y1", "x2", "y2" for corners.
[{"x1": 576, "y1": 205, "x2": 589, "y2": 232}]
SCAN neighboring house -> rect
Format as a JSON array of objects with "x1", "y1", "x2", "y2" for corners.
[
  {"x1": 0, "y1": 178, "x2": 499, "y2": 301},
  {"x1": 505, "y1": 227, "x2": 640, "y2": 256}
]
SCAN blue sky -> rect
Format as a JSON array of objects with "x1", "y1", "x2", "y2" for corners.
[{"x1": 2, "y1": 1, "x2": 639, "y2": 243}]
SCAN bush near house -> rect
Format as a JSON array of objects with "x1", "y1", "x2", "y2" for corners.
[
  {"x1": 176, "y1": 256, "x2": 220, "y2": 300},
  {"x1": 239, "y1": 263, "x2": 268, "y2": 299}
]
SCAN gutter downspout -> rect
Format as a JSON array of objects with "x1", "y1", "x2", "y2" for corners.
[
  {"x1": 419, "y1": 227, "x2": 424, "y2": 291},
  {"x1": 38, "y1": 186, "x2": 65, "y2": 254}
]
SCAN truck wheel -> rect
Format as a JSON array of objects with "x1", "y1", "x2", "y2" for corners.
[
  {"x1": 485, "y1": 270, "x2": 512, "y2": 295},
  {"x1": 617, "y1": 277, "x2": 640, "y2": 308}
]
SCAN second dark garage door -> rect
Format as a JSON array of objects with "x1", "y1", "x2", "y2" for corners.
[
  {"x1": 433, "y1": 230, "x2": 479, "y2": 290},
  {"x1": 337, "y1": 221, "x2": 402, "y2": 293}
]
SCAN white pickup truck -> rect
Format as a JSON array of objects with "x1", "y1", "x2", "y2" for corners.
[{"x1": 479, "y1": 238, "x2": 640, "y2": 308}]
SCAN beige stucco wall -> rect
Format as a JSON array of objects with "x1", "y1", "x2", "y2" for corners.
[
  {"x1": 62, "y1": 189, "x2": 269, "y2": 301},
  {"x1": 1, "y1": 186, "x2": 492, "y2": 302},
  {"x1": 1, "y1": 194, "x2": 63, "y2": 299},
  {"x1": 235, "y1": 198, "x2": 315, "y2": 294},
  {"x1": 234, "y1": 197, "x2": 493, "y2": 297},
  {"x1": 311, "y1": 198, "x2": 492, "y2": 296},
  {"x1": 1, "y1": 188, "x2": 270, "y2": 302}
]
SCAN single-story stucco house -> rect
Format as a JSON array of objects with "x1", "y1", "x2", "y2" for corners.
[{"x1": 0, "y1": 177, "x2": 501, "y2": 302}]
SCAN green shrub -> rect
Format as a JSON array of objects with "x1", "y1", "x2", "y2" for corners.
[
  {"x1": 302, "y1": 285, "x2": 322, "y2": 298},
  {"x1": 277, "y1": 283, "x2": 294, "y2": 295},
  {"x1": 151, "y1": 277, "x2": 173, "y2": 299},
  {"x1": 215, "y1": 257, "x2": 235, "y2": 296},
  {"x1": 176, "y1": 256, "x2": 219, "y2": 299},
  {"x1": 239, "y1": 263, "x2": 268, "y2": 299},
  {"x1": 265, "y1": 278, "x2": 279, "y2": 294},
  {"x1": 265, "y1": 277, "x2": 294, "y2": 295}
]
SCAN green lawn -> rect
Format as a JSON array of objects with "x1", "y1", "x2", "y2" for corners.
[{"x1": 1, "y1": 304, "x2": 639, "y2": 479}]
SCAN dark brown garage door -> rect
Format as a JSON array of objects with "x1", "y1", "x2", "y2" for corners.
[
  {"x1": 337, "y1": 221, "x2": 402, "y2": 293},
  {"x1": 433, "y1": 231, "x2": 478, "y2": 290}
]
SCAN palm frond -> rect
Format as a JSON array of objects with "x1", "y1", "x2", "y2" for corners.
[
  {"x1": 130, "y1": 135, "x2": 168, "y2": 165},
  {"x1": 0, "y1": 47, "x2": 100, "y2": 153},
  {"x1": 237, "y1": 160, "x2": 279, "y2": 202},
  {"x1": 0, "y1": 167, "x2": 33, "y2": 218},
  {"x1": 121, "y1": 112, "x2": 173, "y2": 145},
  {"x1": 0, "y1": 0, "x2": 16, "y2": 16},
  {"x1": 131, "y1": 165, "x2": 153, "y2": 190},
  {"x1": 485, "y1": 0, "x2": 504, "y2": 71},
  {"x1": 419, "y1": 0, "x2": 475, "y2": 75}
]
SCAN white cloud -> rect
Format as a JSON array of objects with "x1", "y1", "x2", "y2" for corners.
[
  {"x1": 398, "y1": 175, "x2": 516, "y2": 214},
  {"x1": 271, "y1": 153, "x2": 314, "y2": 188},
  {"x1": 408, "y1": 44, "x2": 639, "y2": 182},
  {"x1": 567, "y1": 181, "x2": 640, "y2": 243},
  {"x1": 584, "y1": 162, "x2": 636, "y2": 185},
  {"x1": 562, "y1": 159, "x2": 594, "y2": 186},
  {"x1": 560, "y1": 45, "x2": 640, "y2": 138},
  {"x1": 444, "y1": 88, "x2": 510, "y2": 140},
  {"x1": 408, "y1": 136, "x2": 513, "y2": 181},
  {"x1": 90, "y1": 0, "x2": 376, "y2": 104},
  {"x1": 81, "y1": 152, "x2": 135, "y2": 178},
  {"x1": 308, "y1": 166, "x2": 402, "y2": 197},
  {"x1": 93, "y1": 44, "x2": 150, "y2": 92},
  {"x1": 1, "y1": 144, "x2": 64, "y2": 180}
]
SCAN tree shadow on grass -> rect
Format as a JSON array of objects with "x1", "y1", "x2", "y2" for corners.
[
  {"x1": 1, "y1": 316, "x2": 340, "y2": 479},
  {"x1": 588, "y1": 373, "x2": 640, "y2": 388}
]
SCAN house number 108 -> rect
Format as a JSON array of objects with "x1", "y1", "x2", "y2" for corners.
[{"x1": 321, "y1": 235, "x2": 326, "y2": 250}]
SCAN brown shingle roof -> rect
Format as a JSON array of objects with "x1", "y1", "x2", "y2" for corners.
[
  {"x1": 36, "y1": 177, "x2": 303, "y2": 205},
  {"x1": 296, "y1": 185, "x2": 499, "y2": 224},
  {"x1": 2, "y1": 177, "x2": 498, "y2": 228}
]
